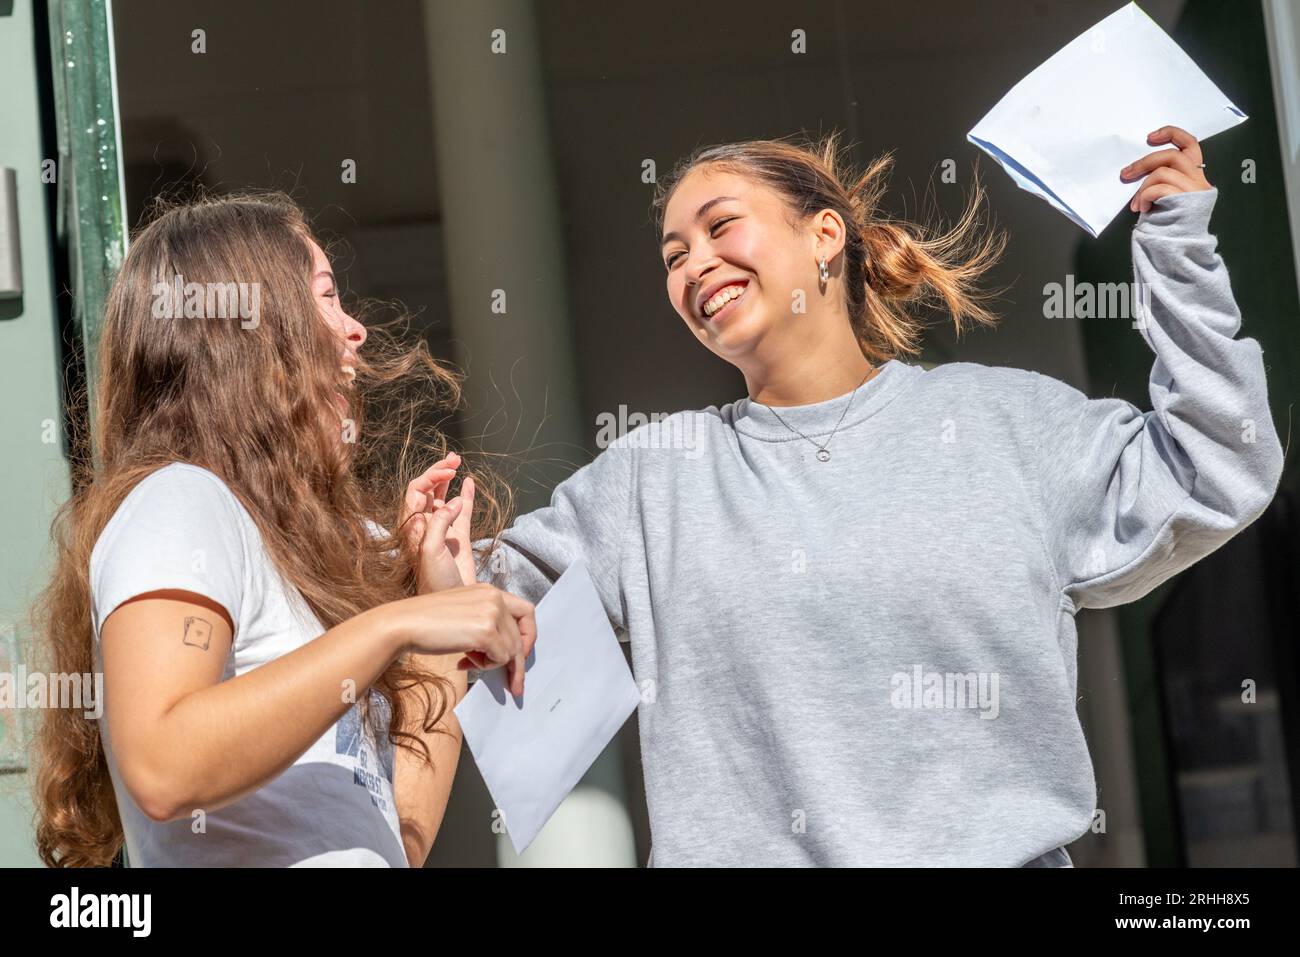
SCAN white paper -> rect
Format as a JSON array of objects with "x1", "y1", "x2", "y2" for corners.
[
  {"x1": 452, "y1": 560, "x2": 640, "y2": 855},
  {"x1": 967, "y1": 1, "x2": 1247, "y2": 237}
]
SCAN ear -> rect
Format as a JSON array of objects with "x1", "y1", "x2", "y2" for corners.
[{"x1": 810, "y1": 208, "x2": 848, "y2": 264}]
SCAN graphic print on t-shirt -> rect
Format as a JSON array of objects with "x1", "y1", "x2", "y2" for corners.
[{"x1": 335, "y1": 691, "x2": 396, "y2": 816}]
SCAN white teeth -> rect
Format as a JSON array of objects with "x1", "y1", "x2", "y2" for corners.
[{"x1": 703, "y1": 283, "x2": 746, "y2": 317}]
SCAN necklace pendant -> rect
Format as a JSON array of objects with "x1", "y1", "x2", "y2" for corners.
[{"x1": 816, "y1": 448, "x2": 831, "y2": 462}]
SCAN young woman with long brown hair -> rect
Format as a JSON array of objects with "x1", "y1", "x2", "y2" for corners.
[
  {"x1": 32, "y1": 192, "x2": 535, "y2": 867},
  {"x1": 437, "y1": 127, "x2": 1284, "y2": 866}
]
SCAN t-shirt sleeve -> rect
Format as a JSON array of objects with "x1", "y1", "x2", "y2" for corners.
[
  {"x1": 90, "y1": 467, "x2": 249, "y2": 640},
  {"x1": 1031, "y1": 188, "x2": 1285, "y2": 612},
  {"x1": 473, "y1": 437, "x2": 635, "y2": 636}
]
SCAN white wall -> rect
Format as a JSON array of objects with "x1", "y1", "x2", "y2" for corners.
[{"x1": 1263, "y1": 0, "x2": 1300, "y2": 307}]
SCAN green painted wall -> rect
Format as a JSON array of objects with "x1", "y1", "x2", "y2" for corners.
[{"x1": 0, "y1": 0, "x2": 72, "y2": 868}]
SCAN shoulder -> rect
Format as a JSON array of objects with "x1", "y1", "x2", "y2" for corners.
[
  {"x1": 920, "y1": 361, "x2": 1134, "y2": 447},
  {"x1": 593, "y1": 408, "x2": 722, "y2": 476},
  {"x1": 91, "y1": 463, "x2": 251, "y2": 572},
  {"x1": 916, "y1": 360, "x2": 1042, "y2": 397},
  {"x1": 89, "y1": 463, "x2": 255, "y2": 638},
  {"x1": 104, "y1": 462, "x2": 246, "y2": 528},
  {"x1": 606, "y1": 408, "x2": 720, "y2": 453},
  {"x1": 911, "y1": 361, "x2": 1081, "y2": 438},
  {"x1": 130, "y1": 461, "x2": 244, "y2": 508}
]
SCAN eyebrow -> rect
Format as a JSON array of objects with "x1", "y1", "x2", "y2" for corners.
[
  {"x1": 660, "y1": 196, "x2": 739, "y2": 248},
  {"x1": 313, "y1": 270, "x2": 336, "y2": 286}
]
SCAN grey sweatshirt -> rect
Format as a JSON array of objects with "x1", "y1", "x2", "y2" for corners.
[{"x1": 479, "y1": 187, "x2": 1284, "y2": 866}]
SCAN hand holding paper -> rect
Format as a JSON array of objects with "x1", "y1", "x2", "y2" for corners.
[
  {"x1": 968, "y1": 2, "x2": 1245, "y2": 236},
  {"x1": 1120, "y1": 125, "x2": 1213, "y2": 213},
  {"x1": 453, "y1": 561, "x2": 641, "y2": 855}
]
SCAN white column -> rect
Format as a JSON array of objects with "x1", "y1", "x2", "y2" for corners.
[
  {"x1": 422, "y1": 0, "x2": 639, "y2": 867},
  {"x1": 1263, "y1": 0, "x2": 1300, "y2": 307}
]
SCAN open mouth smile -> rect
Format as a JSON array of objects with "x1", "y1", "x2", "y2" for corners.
[{"x1": 699, "y1": 280, "x2": 749, "y2": 322}]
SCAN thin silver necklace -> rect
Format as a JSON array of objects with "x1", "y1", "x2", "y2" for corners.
[{"x1": 762, "y1": 366, "x2": 876, "y2": 462}]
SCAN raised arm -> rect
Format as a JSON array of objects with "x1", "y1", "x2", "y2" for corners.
[{"x1": 1031, "y1": 181, "x2": 1284, "y2": 611}]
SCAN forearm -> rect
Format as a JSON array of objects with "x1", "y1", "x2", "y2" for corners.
[
  {"x1": 141, "y1": 604, "x2": 404, "y2": 821},
  {"x1": 1131, "y1": 189, "x2": 1284, "y2": 516},
  {"x1": 395, "y1": 652, "x2": 468, "y2": 866},
  {"x1": 467, "y1": 439, "x2": 636, "y2": 627},
  {"x1": 1033, "y1": 190, "x2": 1286, "y2": 609},
  {"x1": 474, "y1": 536, "x2": 556, "y2": 604}
]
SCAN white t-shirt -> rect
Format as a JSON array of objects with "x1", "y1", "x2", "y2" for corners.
[{"x1": 89, "y1": 462, "x2": 408, "y2": 867}]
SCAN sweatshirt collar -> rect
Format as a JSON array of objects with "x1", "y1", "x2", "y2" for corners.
[{"x1": 731, "y1": 358, "x2": 921, "y2": 441}]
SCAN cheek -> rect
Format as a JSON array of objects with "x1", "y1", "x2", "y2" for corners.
[
  {"x1": 666, "y1": 273, "x2": 688, "y2": 316},
  {"x1": 737, "y1": 234, "x2": 796, "y2": 300},
  {"x1": 317, "y1": 302, "x2": 344, "y2": 337},
  {"x1": 718, "y1": 229, "x2": 767, "y2": 281}
]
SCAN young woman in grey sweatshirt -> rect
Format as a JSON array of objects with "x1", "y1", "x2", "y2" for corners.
[{"x1": 418, "y1": 125, "x2": 1285, "y2": 866}]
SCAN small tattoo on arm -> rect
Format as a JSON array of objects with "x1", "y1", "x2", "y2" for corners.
[{"x1": 182, "y1": 616, "x2": 213, "y2": 651}]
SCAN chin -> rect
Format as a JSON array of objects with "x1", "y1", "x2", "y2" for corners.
[{"x1": 705, "y1": 313, "x2": 769, "y2": 358}]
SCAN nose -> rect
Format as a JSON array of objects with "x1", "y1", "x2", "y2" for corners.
[
  {"x1": 684, "y1": 249, "x2": 719, "y2": 293},
  {"x1": 343, "y1": 313, "x2": 367, "y2": 350}
]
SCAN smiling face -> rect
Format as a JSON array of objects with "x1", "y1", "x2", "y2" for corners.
[
  {"x1": 661, "y1": 165, "x2": 841, "y2": 369},
  {"x1": 312, "y1": 237, "x2": 374, "y2": 423},
  {"x1": 307, "y1": 238, "x2": 367, "y2": 409}
]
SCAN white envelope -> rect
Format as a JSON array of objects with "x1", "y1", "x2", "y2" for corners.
[
  {"x1": 967, "y1": 1, "x2": 1247, "y2": 237},
  {"x1": 453, "y1": 560, "x2": 641, "y2": 856}
]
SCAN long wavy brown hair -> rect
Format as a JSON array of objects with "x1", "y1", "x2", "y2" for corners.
[
  {"x1": 30, "y1": 190, "x2": 510, "y2": 867},
  {"x1": 651, "y1": 131, "x2": 1009, "y2": 361}
]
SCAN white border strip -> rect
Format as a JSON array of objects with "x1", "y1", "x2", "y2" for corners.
[{"x1": 104, "y1": 0, "x2": 129, "y2": 254}]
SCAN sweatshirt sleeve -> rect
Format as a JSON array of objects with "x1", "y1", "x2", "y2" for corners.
[
  {"x1": 1031, "y1": 186, "x2": 1285, "y2": 612},
  {"x1": 474, "y1": 438, "x2": 636, "y2": 635}
]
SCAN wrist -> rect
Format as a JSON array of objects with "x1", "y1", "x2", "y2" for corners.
[{"x1": 372, "y1": 598, "x2": 416, "y2": 659}]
